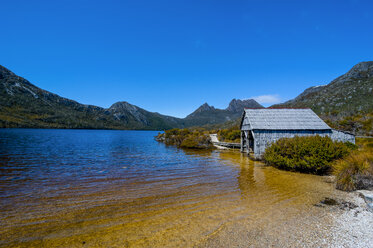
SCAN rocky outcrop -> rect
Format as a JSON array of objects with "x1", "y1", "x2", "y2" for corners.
[
  {"x1": 354, "y1": 175, "x2": 373, "y2": 191},
  {"x1": 331, "y1": 61, "x2": 373, "y2": 85}
]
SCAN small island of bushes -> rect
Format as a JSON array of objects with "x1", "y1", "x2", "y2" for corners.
[
  {"x1": 155, "y1": 127, "x2": 241, "y2": 149},
  {"x1": 156, "y1": 128, "x2": 214, "y2": 149}
]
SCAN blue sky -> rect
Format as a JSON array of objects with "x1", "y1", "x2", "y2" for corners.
[{"x1": 1, "y1": 0, "x2": 372, "y2": 118}]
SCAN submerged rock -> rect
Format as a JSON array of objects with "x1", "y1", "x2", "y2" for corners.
[
  {"x1": 339, "y1": 200, "x2": 358, "y2": 210},
  {"x1": 357, "y1": 190, "x2": 373, "y2": 211},
  {"x1": 321, "y1": 197, "x2": 338, "y2": 206},
  {"x1": 323, "y1": 175, "x2": 336, "y2": 184},
  {"x1": 316, "y1": 197, "x2": 358, "y2": 210}
]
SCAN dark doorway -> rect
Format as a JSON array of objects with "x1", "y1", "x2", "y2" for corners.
[{"x1": 248, "y1": 131, "x2": 254, "y2": 153}]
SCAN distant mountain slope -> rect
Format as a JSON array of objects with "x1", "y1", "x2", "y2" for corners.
[
  {"x1": 0, "y1": 65, "x2": 182, "y2": 130},
  {"x1": 184, "y1": 99, "x2": 263, "y2": 127},
  {"x1": 0, "y1": 65, "x2": 261, "y2": 130},
  {"x1": 0, "y1": 65, "x2": 114, "y2": 129},
  {"x1": 273, "y1": 61, "x2": 373, "y2": 135},
  {"x1": 107, "y1": 101, "x2": 183, "y2": 130}
]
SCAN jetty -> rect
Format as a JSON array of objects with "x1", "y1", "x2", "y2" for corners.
[{"x1": 209, "y1": 134, "x2": 240, "y2": 149}]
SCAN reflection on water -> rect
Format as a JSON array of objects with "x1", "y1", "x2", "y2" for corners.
[{"x1": 0, "y1": 129, "x2": 342, "y2": 247}]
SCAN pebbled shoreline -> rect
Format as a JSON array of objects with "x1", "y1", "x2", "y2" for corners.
[
  {"x1": 330, "y1": 191, "x2": 373, "y2": 248},
  {"x1": 196, "y1": 187, "x2": 373, "y2": 248}
]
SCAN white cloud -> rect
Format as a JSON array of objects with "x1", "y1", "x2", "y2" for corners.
[{"x1": 251, "y1": 94, "x2": 281, "y2": 104}]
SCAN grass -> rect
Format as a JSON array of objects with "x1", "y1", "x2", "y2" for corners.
[{"x1": 333, "y1": 138, "x2": 373, "y2": 191}]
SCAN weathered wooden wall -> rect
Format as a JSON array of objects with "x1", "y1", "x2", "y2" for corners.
[{"x1": 251, "y1": 130, "x2": 332, "y2": 158}]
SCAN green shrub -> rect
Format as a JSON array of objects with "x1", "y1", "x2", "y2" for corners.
[
  {"x1": 263, "y1": 136, "x2": 353, "y2": 175},
  {"x1": 180, "y1": 134, "x2": 212, "y2": 149},
  {"x1": 180, "y1": 137, "x2": 199, "y2": 148},
  {"x1": 156, "y1": 128, "x2": 214, "y2": 149},
  {"x1": 218, "y1": 129, "x2": 241, "y2": 143}
]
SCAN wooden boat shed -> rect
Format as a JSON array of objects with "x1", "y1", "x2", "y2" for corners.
[{"x1": 240, "y1": 108, "x2": 355, "y2": 159}]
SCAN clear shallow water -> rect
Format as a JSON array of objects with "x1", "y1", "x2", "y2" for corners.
[{"x1": 0, "y1": 129, "x2": 344, "y2": 247}]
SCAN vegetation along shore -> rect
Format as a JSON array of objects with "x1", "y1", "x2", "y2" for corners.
[
  {"x1": 155, "y1": 127, "x2": 240, "y2": 149},
  {"x1": 156, "y1": 129, "x2": 373, "y2": 194}
]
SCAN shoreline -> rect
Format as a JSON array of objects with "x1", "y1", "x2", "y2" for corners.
[
  {"x1": 329, "y1": 191, "x2": 373, "y2": 248},
  {"x1": 204, "y1": 192, "x2": 373, "y2": 248}
]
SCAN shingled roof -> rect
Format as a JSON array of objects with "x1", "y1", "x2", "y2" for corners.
[{"x1": 242, "y1": 108, "x2": 331, "y2": 130}]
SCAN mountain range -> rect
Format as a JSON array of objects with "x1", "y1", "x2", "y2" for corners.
[
  {"x1": 0, "y1": 65, "x2": 262, "y2": 130},
  {"x1": 1, "y1": 61, "x2": 372, "y2": 135}
]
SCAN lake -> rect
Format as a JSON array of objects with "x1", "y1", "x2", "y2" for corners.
[{"x1": 0, "y1": 129, "x2": 353, "y2": 247}]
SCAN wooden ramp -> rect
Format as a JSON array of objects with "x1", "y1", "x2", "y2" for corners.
[{"x1": 209, "y1": 134, "x2": 240, "y2": 149}]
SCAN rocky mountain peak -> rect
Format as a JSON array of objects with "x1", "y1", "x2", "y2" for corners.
[
  {"x1": 349, "y1": 61, "x2": 373, "y2": 74},
  {"x1": 332, "y1": 61, "x2": 373, "y2": 85},
  {"x1": 185, "y1": 103, "x2": 215, "y2": 119},
  {"x1": 107, "y1": 101, "x2": 150, "y2": 124},
  {"x1": 195, "y1": 103, "x2": 215, "y2": 112},
  {"x1": 109, "y1": 101, "x2": 138, "y2": 112},
  {"x1": 226, "y1": 98, "x2": 263, "y2": 112}
]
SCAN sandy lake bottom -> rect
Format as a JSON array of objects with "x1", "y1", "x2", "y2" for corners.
[{"x1": 0, "y1": 129, "x2": 372, "y2": 247}]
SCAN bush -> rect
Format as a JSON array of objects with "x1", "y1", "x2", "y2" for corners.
[
  {"x1": 218, "y1": 129, "x2": 241, "y2": 143},
  {"x1": 333, "y1": 138, "x2": 373, "y2": 191},
  {"x1": 333, "y1": 152, "x2": 373, "y2": 191},
  {"x1": 180, "y1": 134, "x2": 212, "y2": 149},
  {"x1": 155, "y1": 128, "x2": 214, "y2": 149},
  {"x1": 263, "y1": 136, "x2": 354, "y2": 175}
]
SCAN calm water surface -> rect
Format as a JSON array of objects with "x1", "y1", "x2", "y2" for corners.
[{"x1": 0, "y1": 129, "x2": 344, "y2": 247}]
